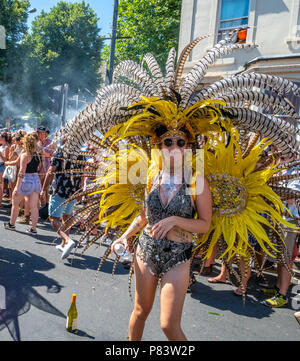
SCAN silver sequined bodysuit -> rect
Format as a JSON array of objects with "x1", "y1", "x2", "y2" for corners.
[{"x1": 135, "y1": 174, "x2": 195, "y2": 278}]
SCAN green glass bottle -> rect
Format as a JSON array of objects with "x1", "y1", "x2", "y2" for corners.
[{"x1": 66, "y1": 293, "x2": 78, "y2": 333}]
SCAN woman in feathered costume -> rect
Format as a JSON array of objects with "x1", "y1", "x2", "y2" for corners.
[
  {"x1": 108, "y1": 109, "x2": 214, "y2": 341},
  {"x1": 57, "y1": 30, "x2": 300, "y2": 340}
]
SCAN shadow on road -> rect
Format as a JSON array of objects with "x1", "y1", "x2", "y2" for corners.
[
  {"x1": 189, "y1": 281, "x2": 275, "y2": 318},
  {"x1": 65, "y1": 252, "x2": 130, "y2": 276},
  {"x1": 0, "y1": 245, "x2": 65, "y2": 341},
  {"x1": 67, "y1": 329, "x2": 95, "y2": 339},
  {"x1": 188, "y1": 264, "x2": 280, "y2": 318},
  {"x1": 34, "y1": 231, "x2": 130, "y2": 275}
]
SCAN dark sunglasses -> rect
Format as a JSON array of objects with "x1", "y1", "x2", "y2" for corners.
[{"x1": 163, "y1": 138, "x2": 186, "y2": 148}]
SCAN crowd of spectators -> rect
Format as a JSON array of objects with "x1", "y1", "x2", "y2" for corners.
[{"x1": 0, "y1": 126, "x2": 96, "y2": 259}]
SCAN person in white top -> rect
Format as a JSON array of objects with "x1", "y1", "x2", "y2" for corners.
[
  {"x1": 4, "y1": 132, "x2": 25, "y2": 206},
  {"x1": 0, "y1": 131, "x2": 11, "y2": 207}
]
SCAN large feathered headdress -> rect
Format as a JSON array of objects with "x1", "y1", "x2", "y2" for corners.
[{"x1": 60, "y1": 29, "x2": 300, "y2": 158}]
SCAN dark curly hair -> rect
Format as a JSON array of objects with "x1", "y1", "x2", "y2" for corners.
[{"x1": 0, "y1": 131, "x2": 12, "y2": 144}]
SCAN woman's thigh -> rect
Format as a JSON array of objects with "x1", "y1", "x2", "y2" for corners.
[
  {"x1": 133, "y1": 246, "x2": 159, "y2": 314},
  {"x1": 29, "y1": 192, "x2": 40, "y2": 208},
  {"x1": 12, "y1": 192, "x2": 25, "y2": 207},
  {"x1": 160, "y1": 260, "x2": 191, "y2": 326}
]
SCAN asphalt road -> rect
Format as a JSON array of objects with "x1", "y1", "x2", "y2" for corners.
[{"x1": 0, "y1": 204, "x2": 300, "y2": 342}]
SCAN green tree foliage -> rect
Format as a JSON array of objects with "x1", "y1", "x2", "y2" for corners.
[
  {"x1": 0, "y1": 0, "x2": 30, "y2": 82},
  {"x1": 24, "y1": 1, "x2": 103, "y2": 111},
  {"x1": 0, "y1": 0, "x2": 30, "y2": 121},
  {"x1": 103, "y1": 0, "x2": 182, "y2": 71}
]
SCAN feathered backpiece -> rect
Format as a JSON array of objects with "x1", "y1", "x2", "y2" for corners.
[
  {"x1": 57, "y1": 29, "x2": 300, "y2": 299},
  {"x1": 61, "y1": 29, "x2": 300, "y2": 159}
]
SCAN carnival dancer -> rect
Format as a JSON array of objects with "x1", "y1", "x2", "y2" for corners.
[{"x1": 111, "y1": 125, "x2": 212, "y2": 341}]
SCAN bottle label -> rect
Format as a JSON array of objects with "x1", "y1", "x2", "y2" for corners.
[
  {"x1": 66, "y1": 317, "x2": 77, "y2": 331},
  {"x1": 71, "y1": 318, "x2": 77, "y2": 330}
]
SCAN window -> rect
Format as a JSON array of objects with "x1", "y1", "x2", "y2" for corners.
[{"x1": 217, "y1": 0, "x2": 250, "y2": 42}]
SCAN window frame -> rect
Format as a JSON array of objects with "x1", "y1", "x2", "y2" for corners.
[{"x1": 216, "y1": 0, "x2": 250, "y2": 42}]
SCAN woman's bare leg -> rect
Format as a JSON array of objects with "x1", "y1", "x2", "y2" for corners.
[
  {"x1": 160, "y1": 260, "x2": 191, "y2": 341},
  {"x1": 49, "y1": 216, "x2": 72, "y2": 246},
  {"x1": 205, "y1": 244, "x2": 218, "y2": 267},
  {"x1": 208, "y1": 261, "x2": 227, "y2": 283},
  {"x1": 277, "y1": 263, "x2": 293, "y2": 297},
  {"x1": 29, "y1": 192, "x2": 39, "y2": 230},
  {"x1": 62, "y1": 213, "x2": 73, "y2": 237},
  {"x1": 128, "y1": 250, "x2": 158, "y2": 341},
  {"x1": 10, "y1": 193, "x2": 25, "y2": 225},
  {"x1": 24, "y1": 196, "x2": 30, "y2": 217}
]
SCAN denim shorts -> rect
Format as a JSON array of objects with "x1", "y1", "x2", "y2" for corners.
[
  {"x1": 0, "y1": 163, "x2": 5, "y2": 174},
  {"x1": 19, "y1": 173, "x2": 42, "y2": 196},
  {"x1": 49, "y1": 193, "x2": 76, "y2": 218}
]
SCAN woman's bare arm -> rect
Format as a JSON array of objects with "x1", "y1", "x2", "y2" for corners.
[
  {"x1": 111, "y1": 208, "x2": 148, "y2": 253},
  {"x1": 18, "y1": 153, "x2": 28, "y2": 175},
  {"x1": 120, "y1": 208, "x2": 148, "y2": 241},
  {"x1": 5, "y1": 154, "x2": 21, "y2": 166},
  {"x1": 13, "y1": 153, "x2": 28, "y2": 193}
]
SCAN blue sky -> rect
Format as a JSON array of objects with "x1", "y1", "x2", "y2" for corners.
[{"x1": 27, "y1": 0, "x2": 115, "y2": 42}]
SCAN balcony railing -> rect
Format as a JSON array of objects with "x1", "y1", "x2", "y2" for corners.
[{"x1": 217, "y1": 16, "x2": 249, "y2": 42}]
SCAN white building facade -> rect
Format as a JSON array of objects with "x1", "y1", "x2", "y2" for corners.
[{"x1": 178, "y1": 0, "x2": 300, "y2": 84}]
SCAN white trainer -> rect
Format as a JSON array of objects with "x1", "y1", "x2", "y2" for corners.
[
  {"x1": 56, "y1": 244, "x2": 64, "y2": 252},
  {"x1": 61, "y1": 240, "x2": 75, "y2": 260}
]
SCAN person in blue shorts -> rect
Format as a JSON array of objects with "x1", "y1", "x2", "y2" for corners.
[{"x1": 40, "y1": 144, "x2": 84, "y2": 260}]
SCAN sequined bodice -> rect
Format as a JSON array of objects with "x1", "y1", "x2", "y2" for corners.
[{"x1": 145, "y1": 176, "x2": 195, "y2": 225}]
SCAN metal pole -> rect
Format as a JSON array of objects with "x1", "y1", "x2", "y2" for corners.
[
  {"x1": 0, "y1": 26, "x2": 6, "y2": 50},
  {"x1": 108, "y1": 0, "x2": 119, "y2": 84},
  {"x1": 75, "y1": 94, "x2": 79, "y2": 111},
  {"x1": 61, "y1": 83, "x2": 68, "y2": 127}
]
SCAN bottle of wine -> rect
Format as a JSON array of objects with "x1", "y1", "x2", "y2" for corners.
[{"x1": 66, "y1": 293, "x2": 78, "y2": 333}]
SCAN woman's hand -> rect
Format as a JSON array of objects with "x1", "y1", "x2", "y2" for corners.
[
  {"x1": 40, "y1": 190, "x2": 46, "y2": 203},
  {"x1": 111, "y1": 237, "x2": 128, "y2": 255},
  {"x1": 12, "y1": 187, "x2": 20, "y2": 198},
  {"x1": 150, "y1": 216, "x2": 177, "y2": 240}
]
